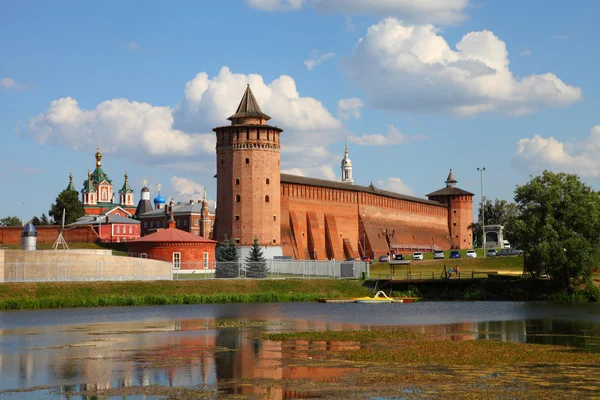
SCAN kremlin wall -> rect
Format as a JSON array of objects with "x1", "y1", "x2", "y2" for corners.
[{"x1": 1, "y1": 86, "x2": 474, "y2": 261}]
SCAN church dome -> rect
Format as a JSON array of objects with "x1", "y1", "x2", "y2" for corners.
[
  {"x1": 153, "y1": 194, "x2": 166, "y2": 205},
  {"x1": 142, "y1": 187, "x2": 150, "y2": 193}
]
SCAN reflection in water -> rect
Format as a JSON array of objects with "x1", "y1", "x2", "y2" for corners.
[{"x1": 0, "y1": 302, "x2": 598, "y2": 398}]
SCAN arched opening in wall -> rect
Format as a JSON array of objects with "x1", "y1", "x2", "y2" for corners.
[
  {"x1": 220, "y1": 159, "x2": 224, "y2": 166},
  {"x1": 235, "y1": 195, "x2": 241, "y2": 202},
  {"x1": 266, "y1": 178, "x2": 270, "y2": 185},
  {"x1": 236, "y1": 129, "x2": 239, "y2": 140},
  {"x1": 257, "y1": 130, "x2": 260, "y2": 140},
  {"x1": 272, "y1": 239, "x2": 276, "y2": 244},
  {"x1": 235, "y1": 178, "x2": 240, "y2": 185},
  {"x1": 246, "y1": 158, "x2": 249, "y2": 164},
  {"x1": 265, "y1": 195, "x2": 270, "y2": 203},
  {"x1": 246, "y1": 128, "x2": 249, "y2": 140}
]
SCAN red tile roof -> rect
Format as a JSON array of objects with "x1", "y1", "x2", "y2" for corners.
[{"x1": 131, "y1": 228, "x2": 216, "y2": 243}]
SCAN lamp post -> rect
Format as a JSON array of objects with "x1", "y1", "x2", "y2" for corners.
[{"x1": 477, "y1": 167, "x2": 486, "y2": 256}]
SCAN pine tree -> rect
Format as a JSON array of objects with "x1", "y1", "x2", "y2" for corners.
[
  {"x1": 215, "y1": 235, "x2": 239, "y2": 278},
  {"x1": 40, "y1": 213, "x2": 51, "y2": 225},
  {"x1": 245, "y1": 237, "x2": 268, "y2": 278},
  {"x1": 49, "y1": 190, "x2": 85, "y2": 225}
]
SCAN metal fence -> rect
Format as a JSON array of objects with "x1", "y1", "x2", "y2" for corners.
[
  {"x1": 173, "y1": 260, "x2": 370, "y2": 280},
  {"x1": 3, "y1": 262, "x2": 173, "y2": 282}
]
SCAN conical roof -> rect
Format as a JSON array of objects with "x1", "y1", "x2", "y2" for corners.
[
  {"x1": 445, "y1": 169, "x2": 457, "y2": 184},
  {"x1": 228, "y1": 85, "x2": 271, "y2": 121}
]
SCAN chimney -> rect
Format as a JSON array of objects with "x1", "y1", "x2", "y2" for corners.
[{"x1": 168, "y1": 201, "x2": 176, "y2": 229}]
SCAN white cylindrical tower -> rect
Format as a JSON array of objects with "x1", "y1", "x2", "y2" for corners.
[{"x1": 341, "y1": 137, "x2": 354, "y2": 184}]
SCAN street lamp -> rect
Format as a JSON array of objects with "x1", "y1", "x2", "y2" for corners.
[{"x1": 477, "y1": 167, "x2": 486, "y2": 256}]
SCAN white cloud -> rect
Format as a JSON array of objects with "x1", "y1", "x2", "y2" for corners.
[
  {"x1": 128, "y1": 42, "x2": 144, "y2": 52},
  {"x1": 515, "y1": 126, "x2": 600, "y2": 177},
  {"x1": 248, "y1": 0, "x2": 471, "y2": 25},
  {"x1": 345, "y1": 16, "x2": 355, "y2": 32},
  {"x1": 377, "y1": 177, "x2": 414, "y2": 195},
  {"x1": 337, "y1": 97, "x2": 363, "y2": 120},
  {"x1": 282, "y1": 164, "x2": 336, "y2": 180},
  {"x1": 520, "y1": 46, "x2": 532, "y2": 57},
  {"x1": 1, "y1": 77, "x2": 27, "y2": 91},
  {"x1": 247, "y1": 0, "x2": 304, "y2": 11},
  {"x1": 344, "y1": 18, "x2": 581, "y2": 116},
  {"x1": 24, "y1": 67, "x2": 343, "y2": 169},
  {"x1": 350, "y1": 124, "x2": 426, "y2": 146},
  {"x1": 170, "y1": 176, "x2": 205, "y2": 198},
  {"x1": 304, "y1": 51, "x2": 335, "y2": 71}
]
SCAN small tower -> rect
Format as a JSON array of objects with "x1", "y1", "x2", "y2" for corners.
[
  {"x1": 135, "y1": 179, "x2": 153, "y2": 219},
  {"x1": 66, "y1": 168, "x2": 77, "y2": 192},
  {"x1": 153, "y1": 183, "x2": 166, "y2": 210},
  {"x1": 91, "y1": 148, "x2": 114, "y2": 203},
  {"x1": 426, "y1": 169, "x2": 474, "y2": 249},
  {"x1": 82, "y1": 170, "x2": 97, "y2": 205},
  {"x1": 200, "y1": 188, "x2": 211, "y2": 239},
  {"x1": 119, "y1": 171, "x2": 135, "y2": 207},
  {"x1": 213, "y1": 84, "x2": 282, "y2": 255},
  {"x1": 341, "y1": 136, "x2": 354, "y2": 184}
]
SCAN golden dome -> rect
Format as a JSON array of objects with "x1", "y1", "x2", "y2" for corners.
[{"x1": 95, "y1": 148, "x2": 102, "y2": 167}]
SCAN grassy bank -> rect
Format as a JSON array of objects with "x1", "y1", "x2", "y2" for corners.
[{"x1": 0, "y1": 279, "x2": 370, "y2": 311}]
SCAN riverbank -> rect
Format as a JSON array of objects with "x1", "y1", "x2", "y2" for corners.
[{"x1": 0, "y1": 279, "x2": 370, "y2": 310}]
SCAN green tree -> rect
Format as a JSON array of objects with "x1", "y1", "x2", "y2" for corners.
[
  {"x1": 40, "y1": 213, "x2": 52, "y2": 225},
  {"x1": 245, "y1": 237, "x2": 268, "y2": 278},
  {"x1": 472, "y1": 198, "x2": 520, "y2": 247},
  {"x1": 31, "y1": 216, "x2": 42, "y2": 226},
  {"x1": 0, "y1": 216, "x2": 23, "y2": 227},
  {"x1": 215, "y1": 235, "x2": 239, "y2": 278},
  {"x1": 49, "y1": 190, "x2": 84, "y2": 225},
  {"x1": 511, "y1": 171, "x2": 600, "y2": 291}
]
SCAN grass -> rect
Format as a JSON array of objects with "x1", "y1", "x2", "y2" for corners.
[{"x1": 0, "y1": 279, "x2": 371, "y2": 310}]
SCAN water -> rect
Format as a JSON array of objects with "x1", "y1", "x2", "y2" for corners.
[{"x1": 0, "y1": 301, "x2": 599, "y2": 398}]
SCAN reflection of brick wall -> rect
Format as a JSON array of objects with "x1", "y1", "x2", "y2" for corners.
[{"x1": 0, "y1": 226, "x2": 97, "y2": 245}]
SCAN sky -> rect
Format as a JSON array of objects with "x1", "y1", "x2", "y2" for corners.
[{"x1": 1, "y1": 0, "x2": 599, "y2": 223}]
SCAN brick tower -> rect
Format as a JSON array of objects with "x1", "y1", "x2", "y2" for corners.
[
  {"x1": 426, "y1": 170, "x2": 474, "y2": 249},
  {"x1": 213, "y1": 85, "x2": 283, "y2": 257}
]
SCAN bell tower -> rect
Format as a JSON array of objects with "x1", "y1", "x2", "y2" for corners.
[{"x1": 213, "y1": 85, "x2": 283, "y2": 254}]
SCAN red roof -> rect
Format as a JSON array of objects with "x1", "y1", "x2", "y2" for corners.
[{"x1": 131, "y1": 228, "x2": 216, "y2": 244}]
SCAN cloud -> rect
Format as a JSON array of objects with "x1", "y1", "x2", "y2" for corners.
[
  {"x1": 1, "y1": 77, "x2": 28, "y2": 91},
  {"x1": 128, "y1": 41, "x2": 144, "y2": 52},
  {"x1": 350, "y1": 124, "x2": 426, "y2": 146},
  {"x1": 247, "y1": 0, "x2": 304, "y2": 11},
  {"x1": 344, "y1": 18, "x2": 581, "y2": 116},
  {"x1": 520, "y1": 46, "x2": 532, "y2": 57},
  {"x1": 282, "y1": 164, "x2": 337, "y2": 180},
  {"x1": 377, "y1": 177, "x2": 414, "y2": 196},
  {"x1": 24, "y1": 67, "x2": 343, "y2": 169},
  {"x1": 248, "y1": 0, "x2": 471, "y2": 25},
  {"x1": 551, "y1": 33, "x2": 574, "y2": 40},
  {"x1": 338, "y1": 97, "x2": 363, "y2": 120},
  {"x1": 514, "y1": 126, "x2": 600, "y2": 177},
  {"x1": 170, "y1": 176, "x2": 205, "y2": 198},
  {"x1": 304, "y1": 51, "x2": 335, "y2": 71},
  {"x1": 345, "y1": 16, "x2": 355, "y2": 31}
]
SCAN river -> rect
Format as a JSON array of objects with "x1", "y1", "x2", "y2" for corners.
[{"x1": 1, "y1": 301, "x2": 599, "y2": 398}]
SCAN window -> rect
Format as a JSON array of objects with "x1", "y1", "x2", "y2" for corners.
[
  {"x1": 172, "y1": 252, "x2": 181, "y2": 269},
  {"x1": 246, "y1": 128, "x2": 249, "y2": 140},
  {"x1": 194, "y1": 231, "x2": 199, "y2": 235},
  {"x1": 194, "y1": 219, "x2": 199, "y2": 226},
  {"x1": 265, "y1": 195, "x2": 270, "y2": 203},
  {"x1": 235, "y1": 215, "x2": 240, "y2": 221},
  {"x1": 176, "y1": 220, "x2": 180, "y2": 227},
  {"x1": 129, "y1": 226, "x2": 132, "y2": 234},
  {"x1": 453, "y1": 222, "x2": 456, "y2": 226},
  {"x1": 144, "y1": 221, "x2": 148, "y2": 228},
  {"x1": 235, "y1": 178, "x2": 240, "y2": 185},
  {"x1": 235, "y1": 195, "x2": 241, "y2": 202},
  {"x1": 273, "y1": 215, "x2": 276, "y2": 221},
  {"x1": 184, "y1": 219, "x2": 188, "y2": 226},
  {"x1": 272, "y1": 239, "x2": 276, "y2": 244},
  {"x1": 235, "y1": 238, "x2": 240, "y2": 244},
  {"x1": 203, "y1": 252, "x2": 209, "y2": 269},
  {"x1": 236, "y1": 130, "x2": 239, "y2": 140},
  {"x1": 266, "y1": 178, "x2": 270, "y2": 185},
  {"x1": 220, "y1": 159, "x2": 224, "y2": 165},
  {"x1": 151, "y1": 221, "x2": 154, "y2": 228},
  {"x1": 141, "y1": 253, "x2": 147, "y2": 259},
  {"x1": 267, "y1": 131, "x2": 270, "y2": 140},
  {"x1": 117, "y1": 226, "x2": 120, "y2": 234},
  {"x1": 245, "y1": 158, "x2": 249, "y2": 164}
]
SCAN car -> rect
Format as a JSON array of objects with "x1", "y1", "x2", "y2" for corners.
[
  {"x1": 449, "y1": 250, "x2": 461, "y2": 259},
  {"x1": 413, "y1": 252, "x2": 424, "y2": 261},
  {"x1": 503, "y1": 240, "x2": 511, "y2": 249},
  {"x1": 361, "y1": 256, "x2": 371, "y2": 263},
  {"x1": 433, "y1": 250, "x2": 445, "y2": 260},
  {"x1": 393, "y1": 253, "x2": 404, "y2": 260},
  {"x1": 378, "y1": 255, "x2": 390, "y2": 262},
  {"x1": 498, "y1": 249, "x2": 524, "y2": 257},
  {"x1": 486, "y1": 249, "x2": 497, "y2": 257},
  {"x1": 466, "y1": 250, "x2": 477, "y2": 258}
]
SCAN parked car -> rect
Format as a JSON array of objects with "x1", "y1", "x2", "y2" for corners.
[
  {"x1": 378, "y1": 255, "x2": 390, "y2": 262},
  {"x1": 413, "y1": 252, "x2": 424, "y2": 261},
  {"x1": 449, "y1": 250, "x2": 461, "y2": 259},
  {"x1": 361, "y1": 256, "x2": 371, "y2": 263},
  {"x1": 487, "y1": 249, "x2": 497, "y2": 257},
  {"x1": 466, "y1": 250, "x2": 477, "y2": 258},
  {"x1": 433, "y1": 250, "x2": 445, "y2": 260},
  {"x1": 503, "y1": 240, "x2": 511, "y2": 249},
  {"x1": 393, "y1": 253, "x2": 404, "y2": 260},
  {"x1": 497, "y1": 249, "x2": 523, "y2": 257}
]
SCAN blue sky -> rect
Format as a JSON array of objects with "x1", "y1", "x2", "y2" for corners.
[{"x1": 1, "y1": 0, "x2": 599, "y2": 222}]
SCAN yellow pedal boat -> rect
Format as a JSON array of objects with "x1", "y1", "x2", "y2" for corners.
[{"x1": 353, "y1": 291, "x2": 400, "y2": 304}]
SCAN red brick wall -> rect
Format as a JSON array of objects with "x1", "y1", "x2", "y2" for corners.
[
  {"x1": 127, "y1": 242, "x2": 216, "y2": 269},
  {"x1": 448, "y1": 195, "x2": 473, "y2": 249},
  {"x1": 0, "y1": 226, "x2": 97, "y2": 245}
]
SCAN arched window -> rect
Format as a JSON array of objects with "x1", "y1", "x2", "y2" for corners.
[
  {"x1": 246, "y1": 128, "x2": 250, "y2": 140},
  {"x1": 235, "y1": 178, "x2": 240, "y2": 185},
  {"x1": 220, "y1": 159, "x2": 224, "y2": 165},
  {"x1": 117, "y1": 226, "x2": 120, "y2": 234},
  {"x1": 265, "y1": 195, "x2": 270, "y2": 203},
  {"x1": 246, "y1": 158, "x2": 249, "y2": 164},
  {"x1": 266, "y1": 178, "x2": 270, "y2": 185},
  {"x1": 235, "y1": 195, "x2": 241, "y2": 202}
]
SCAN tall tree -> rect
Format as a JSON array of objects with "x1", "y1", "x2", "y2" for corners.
[
  {"x1": 40, "y1": 213, "x2": 52, "y2": 225},
  {"x1": 245, "y1": 237, "x2": 268, "y2": 278},
  {"x1": 472, "y1": 197, "x2": 519, "y2": 246},
  {"x1": 31, "y1": 216, "x2": 42, "y2": 226},
  {"x1": 49, "y1": 190, "x2": 85, "y2": 225},
  {"x1": 511, "y1": 171, "x2": 600, "y2": 291},
  {"x1": 215, "y1": 235, "x2": 239, "y2": 278},
  {"x1": 0, "y1": 216, "x2": 23, "y2": 227}
]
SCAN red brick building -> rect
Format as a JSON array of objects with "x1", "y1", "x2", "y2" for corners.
[
  {"x1": 127, "y1": 211, "x2": 217, "y2": 270},
  {"x1": 71, "y1": 211, "x2": 141, "y2": 243},
  {"x1": 213, "y1": 86, "x2": 474, "y2": 260}
]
